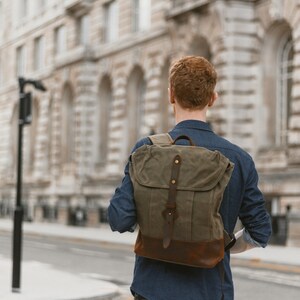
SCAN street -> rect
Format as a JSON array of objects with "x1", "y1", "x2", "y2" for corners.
[{"x1": 0, "y1": 231, "x2": 299, "y2": 300}]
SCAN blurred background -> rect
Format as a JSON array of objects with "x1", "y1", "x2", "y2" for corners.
[{"x1": 0, "y1": 1, "x2": 300, "y2": 299}]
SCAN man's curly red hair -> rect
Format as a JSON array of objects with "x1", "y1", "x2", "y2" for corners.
[{"x1": 169, "y1": 56, "x2": 217, "y2": 110}]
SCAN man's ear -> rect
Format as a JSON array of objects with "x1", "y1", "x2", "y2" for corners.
[
  {"x1": 169, "y1": 86, "x2": 175, "y2": 104},
  {"x1": 208, "y1": 92, "x2": 218, "y2": 107}
]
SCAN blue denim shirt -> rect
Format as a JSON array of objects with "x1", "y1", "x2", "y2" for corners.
[{"x1": 108, "y1": 120, "x2": 272, "y2": 300}]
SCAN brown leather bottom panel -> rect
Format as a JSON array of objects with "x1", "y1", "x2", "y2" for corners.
[{"x1": 134, "y1": 231, "x2": 224, "y2": 268}]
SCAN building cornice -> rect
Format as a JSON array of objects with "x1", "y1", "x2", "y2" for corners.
[
  {"x1": 166, "y1": 0, "x2": 211, "y2": 19},
  {"x1": 94, "y1": 27, "x2": 168, "y2": 60}
]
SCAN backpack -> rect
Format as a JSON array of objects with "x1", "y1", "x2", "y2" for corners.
[{"x1": 129, "y1": 133, "x2": 235, "y2": 268}]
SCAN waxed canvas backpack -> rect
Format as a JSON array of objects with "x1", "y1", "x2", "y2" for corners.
[{"x1": 129, "y1": 133, "x2": 235, "y2": 268}]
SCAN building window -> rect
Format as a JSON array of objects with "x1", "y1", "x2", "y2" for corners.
[
  {"x1": 276, "y1": 35, "x2": 293, "y2": 146},
  {"x1": 40, "y1": 0, "x2": 46, "y2": 11},
  {"x1": 160, "y1": 60, "x2": 172, "y2": 132},
  {"x1": 20, "y1": 0, "x2": 28, "y2": 18},
  {"x1": 16, "y1": 45, "x2": 25, "y2": 76},
  {"x1": 132, "y1": 0, "x2": 151, "y2": 32},
  {"x1": 48, "y1": 97, "x2": 53, "y2": 171},
  {"x1": 35, "y1": 0, "x2": 46, "y2": 14},
  {"x1": 77, "y1": 14, "x2": 90, "y2": 46},
  {"x1": 34, "y1": 36, "x2": 45, "y2": 71},
  {"x1": 104, "y1": 0, "x2": 119, "y2": 42},
  {"x1": 127, "y1": 66, "x2": 146, "y2": 153},
  {"x1": 29, "y1": 99, "x2": 39, "y2": 173},
  {"x1": 97, "y1": 76, "x2": 112, "y2": 165},
  {"x1": 0, "y1": 1, "x2": 3, "y2": 34},
  {"x1": 55, "y1": 25, "x2": 67, "y2": 55},
  {"x1": 10, "y1": 105, "x2": 19, "y2": 172},
  {"x1": 261, "y1": 23, "x2": 294, "y2": 149}
]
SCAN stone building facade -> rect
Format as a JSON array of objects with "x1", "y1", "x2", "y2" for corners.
[{"x1": 0, "y1": 0, "x2": 299, "y2": 245}]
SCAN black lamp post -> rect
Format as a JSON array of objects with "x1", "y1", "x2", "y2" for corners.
[{"x1": 12, "y1": 77, "x2": 46, "y2": 292}]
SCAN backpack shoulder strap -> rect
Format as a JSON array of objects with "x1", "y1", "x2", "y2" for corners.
[{"x1": 148, "y1": 133, "x2": 173, "y2": 145}]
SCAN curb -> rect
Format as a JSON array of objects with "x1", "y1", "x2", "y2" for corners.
[
  {"x1": 73, "y1": 292, "x2": 120, "y2": 300},
  {"x1": 0, "y1": 228, "x2": 134, "y2": 252},
  {"x1": 231, "y1": 258, "x2": 300, "y2": 274}
]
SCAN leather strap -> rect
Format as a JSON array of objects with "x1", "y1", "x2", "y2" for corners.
[
  {"x1": 224, "y1": 230, "x2": 236, "y2": 251},
  {"x1": 149, "y1": 133, "x2": 173, "y2": 145},
  {"x1": 162, "y1": 154, "x2": 181, "y2": 248},
  {"x1": 172, "y1": 135, "x2": 195, "y2": 146}
]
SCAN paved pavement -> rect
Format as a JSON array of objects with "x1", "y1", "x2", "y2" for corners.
[
  {"x1": 0, "y1": 254, "x2": 119, "y2": 300},
  {"x1": 0, "y1": 219, "x2": 132, "y2": 300},
  {"x1": 0, "y1": 218, "x2": 300, "y2": 299}
]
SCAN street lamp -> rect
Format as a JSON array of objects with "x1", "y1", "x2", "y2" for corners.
[{"x1": 12, "y1": 77, "x2": 47, "y2": 292}]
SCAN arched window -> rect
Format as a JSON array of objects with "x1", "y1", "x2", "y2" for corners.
[
  {"x1": 160, "y1": 60, "x2": 172, "y2": 132},
  {"x1": 132, "y1": 0, "x2": 151, "y2": 32},
  {"x1": 10, "y1": 105, "x2": 18, "y2": 173},
  {"x1": 187, "y1": 36, "x2": 211, "y2": 60},
  {"x1": 97, "y1": 75, "x2": 112, "y2": 165},
  {"x1": 28, "y1": 98, "x2": 39, "y2": 173},
  {"x1": 276, "y1": 34, "x2": 293, "y2": 146},
  {"x1": 186, "y1": 36, "x2": 214, "y2": 124},
  {"x1": 19, "y1": 0, "x2": 28, "y2": 19},
  {"x1": 47, "y1": 96, "x2": 53, "y2": 171},
  {"x1": 127, "y1": 66, "x2": 146, "y2": 152},
  {"x1": 61, "y1": 84, "x2": 75, "y2": 164},
  {"x1": 262, "y1": 22, "x2": 293, "y2": 148}
]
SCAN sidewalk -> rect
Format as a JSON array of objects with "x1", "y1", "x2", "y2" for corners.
[
  {"x1": 0, "y1": 219, "x2": 127, "y2": 300},
  {"x1": 0, "y1": 218, "x2": 136, "y2": 246},
  {"x1": 0, "y1": 255, "x2": 119, "y2": 300},
  {"x1": 0, "y1": 218, "x2": 300, "y2": 299},
  {"x1": 230, "y1": 241, "x2": 300, "y2": 273}
]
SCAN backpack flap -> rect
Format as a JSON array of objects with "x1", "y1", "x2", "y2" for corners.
[{"x1": 130, "y1": 144, "x2": 233, "y2": 191}]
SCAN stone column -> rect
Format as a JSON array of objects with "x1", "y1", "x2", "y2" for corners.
[
  {"x1": 34, "y1": 205, "x2": 43, "y2": 222},
  {"x1": 51, "y1": 78, "x2": 63, "y2": 179},
  {"x1": 32, "y1": 92, "x2": 51, "y2": 179},
  {"x1": 57, "y1": 206, "x2": 69, "y2": 225},
  {"x1": 86, "y1": 208, "x2": 99, "y2": 227},
  {"x1": 73, "y1": 61, "x2": 98, "y2": 189},
  {"x1": 287, "y1": 213, "x2": 300, "y2": 247},
  {"x1": 143, "y1": 60, "x2": 162, "y2": 135},
  {"x1": 107, "y1": 68, "x2": 127, "y2": 174},
  {"x1": 213, "y1": 2, "x2": 259, "y2": 154}
]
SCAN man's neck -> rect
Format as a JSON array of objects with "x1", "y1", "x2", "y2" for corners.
[{"x1": 174, "y1": 104, "x2": 207, "y2": 124}]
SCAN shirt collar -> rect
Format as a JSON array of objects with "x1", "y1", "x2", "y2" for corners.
[{"x1": 173, "y1": 120, "x2": 213, "y2": 132}]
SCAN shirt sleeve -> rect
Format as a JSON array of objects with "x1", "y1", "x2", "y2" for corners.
[
  {"x1": 238, "y1": 159, "x2": 272, "y2": 247},
  {"x1": 107, "y1": 138, "x2": 149, "y2": 233}
]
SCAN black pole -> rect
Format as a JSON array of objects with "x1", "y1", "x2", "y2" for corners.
[
  {"x1": 12, "y1": 80, "x2": 25, "y2": 292},
  {"x1": 11, "y1": 77, "x2": 46, "y2": 292}
]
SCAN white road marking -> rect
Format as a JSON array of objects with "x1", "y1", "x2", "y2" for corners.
[
  {"x1": 232, "y1": 266, "x2": 300, "y2": 288},
  {"x1": 25, "y1": 241, "x2": 57, "y2": 250},
  {"x1": 80, "y1": 273, "x2": 113, "y2": 281},
  {"x1": 80, "y1": 273, "x2": 132, "y2": 298},
  {"x1": 70, "y1": 248, "x2": 110, "y2": 258},
  {"x1": 118, "y1": 285, "x2": 132, "y2": 297}
]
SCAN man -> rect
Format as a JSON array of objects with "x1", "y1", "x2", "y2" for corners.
[{"x1": 108, "y1": 56, "x2": 272, "y2": 300}]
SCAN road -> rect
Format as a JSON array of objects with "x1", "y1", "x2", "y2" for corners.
[{"x1": 0, "y1": 231, "x2": 300, "y2": 299}]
